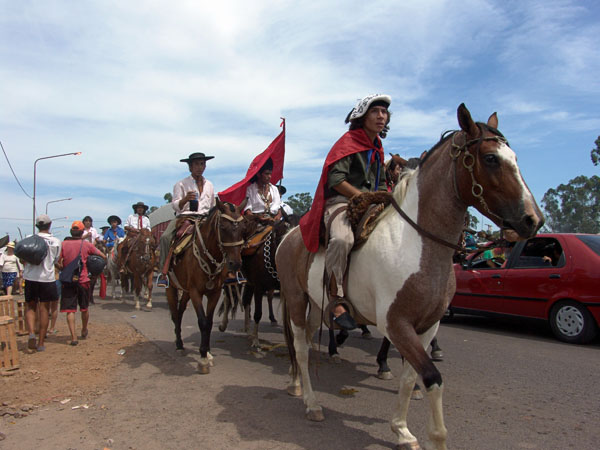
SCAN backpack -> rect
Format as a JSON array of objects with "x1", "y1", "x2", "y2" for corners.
[{"x1": 59, "y1": 240, "x2": 83, "y2": 284}]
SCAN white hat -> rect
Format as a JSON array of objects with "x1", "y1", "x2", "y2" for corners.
[{"x1": 346, "y1": 94, "x2": 391, "y2": 122}]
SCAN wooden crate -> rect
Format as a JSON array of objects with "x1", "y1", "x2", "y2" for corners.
[
  {"x1": 0, "y1": 295, "x2": 15, "y2": 318},
  {"x1": 0, "y1": 315, "x2": 19, "y2": 374},
  {"x1": 15, "y1": 298, "x2": 27, "y2": 335}
]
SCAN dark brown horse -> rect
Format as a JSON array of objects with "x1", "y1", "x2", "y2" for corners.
[
  {"x1": 219, "y1": 212, "x2": 300, "y2": 347},
  {"x1": 276, "y1": 104, "x2": 544, "y2": 449},
  {"x1": 123, "y1": 228, "x2": 156, "y2": 310},
  {"x1": 166, "y1": 200, "x2": 246, "y2": 374}
]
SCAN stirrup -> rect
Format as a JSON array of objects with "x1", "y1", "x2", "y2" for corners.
[
  {"x1": 225, "y1": 272, "x2": 247, "y2": 285},
  {"x1": 156, "y1": 274, "x2": 169, "y2": 288}
]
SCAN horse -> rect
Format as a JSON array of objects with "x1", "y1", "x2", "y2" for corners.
[
  {"x1": 218, "y1": 211, "x2": 301, "y2": 347},
  {"x1": 122, "y1": 228, "x2": 156, "y2": 310},
  {"x1": 165, "y1": 199, "x2": 246, "y2": 374},
  {"x1": 105, "y1": 237, "x2": 127, "y2": 299},
  {"x1": 275, "y1": 104, "x2": 544, "y2": 449}
]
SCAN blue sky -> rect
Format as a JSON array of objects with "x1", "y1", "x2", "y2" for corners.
[{"x1": 1, "y1": 0, "x2": 599, "y2": 239}]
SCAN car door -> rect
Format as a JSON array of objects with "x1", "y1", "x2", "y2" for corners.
[
  {"x1": 500, "y1": 237, "x2": 569, "y2": 318},
  {"x1": 453, "y1": 247, "x2": 507, "y2": 312}
]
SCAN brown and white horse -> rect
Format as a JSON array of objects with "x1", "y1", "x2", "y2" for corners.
[
  {"x1": 276, "y1": 104, "x2": 544, "y2": 449},
  {"x1": 123, "y1": 228, "x2": 156, "y2": 310},
  {"x1": 165, "y1": 199, "x2": 246, "y2": 374}
]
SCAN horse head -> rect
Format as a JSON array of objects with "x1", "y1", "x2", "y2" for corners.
[
  {"x1": 452, "y1": 103, "x2": 544, "y2": 239},
  {"x1": 215, "y1": 198, "x2": 247, "y2": 273}
]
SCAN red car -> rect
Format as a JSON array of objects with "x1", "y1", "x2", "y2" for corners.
[{"x1": 450, "y1": 233, "x2": 600, "y2": 344}]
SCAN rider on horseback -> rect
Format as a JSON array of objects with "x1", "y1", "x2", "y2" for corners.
[
  {"x1": 118, "y1": 202, "x2": 151, "y2": 273},
  {"x1": 156, "y1": 152, "x2": 216, "y2": 288},
  {"x1": 299, "y1": 94, "x2": 391, "y2": 330},
  {"x1": 103, "y1": 215, "x2": 125, "y2": 250},
  {"x1": 243, "y1": 158, "x2": 282, "y2": 224}
]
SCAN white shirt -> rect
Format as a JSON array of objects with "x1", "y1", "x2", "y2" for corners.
[
  {"x1": 281, "y1": 202, "x2": 294, "y2": 216},
  {"x1": 172, "y1": 176, "x2": 216, "y2": 216},
  {"x1": 23, "y1": 232, "x2": 61, "y2": 283},
  {"x1": 126, "y1": 214, "x2": 151, "y2": 230},
  {"x1": 244, "y1": 183, "x2": 282, "y2": 215},
  {"x1": 83, "y1": 226, "x2": 102, "y2": 243},
  {"x1": 0, "y1": 253, "x2": 22, "y2": 273}
]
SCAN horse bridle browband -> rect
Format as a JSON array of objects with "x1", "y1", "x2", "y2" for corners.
[{"x1": 390, "y1": 125, "x2": 508, "y2": 253}]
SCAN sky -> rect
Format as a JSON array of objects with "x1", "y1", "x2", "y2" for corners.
[{"x1": 1, "y1": 0, "x2": 599, "y2": 239}]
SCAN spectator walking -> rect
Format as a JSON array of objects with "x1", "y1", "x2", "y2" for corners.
[
  {"x1": 22, "y1": 214, "x2": 61, "y2": 352},
  {"x1": 0, "y1": 241, "x2": 22, "y2": 296},
  {"x1": 58, "y1": 221, "x2": 106, "y2": 345}
]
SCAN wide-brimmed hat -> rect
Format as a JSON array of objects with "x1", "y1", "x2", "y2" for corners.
[
  {"x1": 132, "y1": 202, "x2": 149, "y2": 212},
  {"x1": 180, "y1": 152, "x2": 214, "y2": 163},
  {"x1": 345, "y1": 94, "x2": 391, "y2": 123},
  {"x1": 107, "y1": 215, "x2": 122, "y2": 225},
  {"x1": 6, "y1": 241, "x2": 15, "y2": 249}
]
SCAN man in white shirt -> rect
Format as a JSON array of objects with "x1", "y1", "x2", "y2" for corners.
[
  {"x1": 118, "y1": 202, "x2": 152, "y2": 272},
  {"x1": 243, "y1": 158, "x2": 282, "y2": 223},
  {"x1": 23, "y1": 214, "x2": 61, "y2": 352},
  {"x1": 157, "y1": 152, "x2": 216, "y2": 287}
]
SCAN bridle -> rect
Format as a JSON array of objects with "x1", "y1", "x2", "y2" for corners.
[
  {"x1": 449, "y1": 125, "x2": 507, "y2": 225},
  {"x1": 390, "y1": 125, "x2": 508, "y2": 252},
  {"x1": 192, "y1": 209, "x2": 244, "y2": 288}
]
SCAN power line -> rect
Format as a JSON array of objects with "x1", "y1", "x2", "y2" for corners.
[{"x1": 0, "y1": 140, "x2": 32, "y2": 199}]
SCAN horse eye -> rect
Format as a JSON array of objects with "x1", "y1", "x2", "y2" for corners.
[{"x1": 484, "y1": 154, "x2": 499, "y2": 165}]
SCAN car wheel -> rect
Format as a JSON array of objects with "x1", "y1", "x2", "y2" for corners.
[{"x1": 549, "y1": 301, "x2": 598, "y2": 344}]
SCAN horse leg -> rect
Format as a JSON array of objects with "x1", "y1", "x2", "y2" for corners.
[
  {"x1": 241, "y1": 284, "x2": 253, "y2": 333},
  {"x1": 389, "y1": 323, "x2": 447, "y2": 450},
  {"x1": 145, "y1": 271, "x2": 153, "y2": 309},
  {"x1": 267, "y1": 289, "x2": 277, "y2": 325},
  {"x1": 191, "y1": 289, "x2": 218, "y2": 374},
  {"x1": 134, "y1": 275, "x2": 143, "y2": 310},
  {"x1": 166, "y1": 286, "x2": 185, "y2": 350},
  {"x1": 218, "y1": 284, "x2": 233, "y2": 332},
  {"x1": 376, "y1": 337, "x2": 393, "y2": 380},
  {"x1": 250, "y1": 288, "x2": 264, "y2": 349}
]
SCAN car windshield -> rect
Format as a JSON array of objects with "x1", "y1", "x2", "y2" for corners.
[{"x1": 577, "y1": 235, "x2": 600, "y2": 256}]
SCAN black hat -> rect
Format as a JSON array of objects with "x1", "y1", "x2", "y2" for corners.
[
  {"x1": 180, "y1": 152, "x2": 215, "y2": 163},
  {"x1": 132, "y1": 202, "x2": 149, "y2": 213},
  {"x1": 107, "y1": 215, "x2": 122, "y2": 225},
  {"x1": 277, "y1": 185, "x2": 287, "y2": 196},
  {"x1": 100, "y1": 226, "x2": 110, "y2": 232}
]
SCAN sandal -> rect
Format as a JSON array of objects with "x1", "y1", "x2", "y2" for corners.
[
  {"x1": 80, "y1": 329, "x2": 88, "y2": 340},
  {"x1": 70, "y1": 340, "x2": 79, "y2": 346}
]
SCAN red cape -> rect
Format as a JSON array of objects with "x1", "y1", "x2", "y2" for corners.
[
  {"x1": 219, "y1": 124, "x2": 285, "y2": 205},
  {"x1": 299, "y1": 128, "x2": 384, "y2": 252}
]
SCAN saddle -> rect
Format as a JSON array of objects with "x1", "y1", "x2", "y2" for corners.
[
  {"x1": 173, "y1": 216, "x2": 203, "y2": 256},
  {"x1": 241, "y1": 225, "x2": 273, "y2": 257}
]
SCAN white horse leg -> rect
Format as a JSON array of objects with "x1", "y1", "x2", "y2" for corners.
[
  {"x1": 391, "y1": 361, "x2": 420, "y2": 449},
  {"x1": 305, "y1": 301, "x2": 322, "y2": 350},
  {"x1": 145, "y1": 275, "x2": 153, "y2": 309},
  {"x1": 287, "y1": 364, "x2": 302, "y2": 397},
  {"x1": 291, "y1": 322, "x2": 324, "y2": 422},
  {"x1": 425, "y1": 383, "x2": 447, "y2": 450},
  {"x1": 250, "y1": 322, "x2": 260, "y2": 349}
]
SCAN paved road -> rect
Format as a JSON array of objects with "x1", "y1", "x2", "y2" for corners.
[{"x1": 6, "y1": 289, "x2": 600, "y2": 449}]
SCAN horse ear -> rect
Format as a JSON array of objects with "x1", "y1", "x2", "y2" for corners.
[
  {"x1": 487, "y1": 112, "x2": 498, "y2": 129},
  {"x1": 391, "y1": 154, "x2": 408, "y2": 169},
  {"x1": 457, "y1": 103, "x2": 478, "y2": 137},
  {"x1": 215, "y1": 197, "x2": 224, "y2": 210}
]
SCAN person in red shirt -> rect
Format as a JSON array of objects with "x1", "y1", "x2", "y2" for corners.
[{"x1": 58, "y1": 221, "x2": 106, "y2": 345}]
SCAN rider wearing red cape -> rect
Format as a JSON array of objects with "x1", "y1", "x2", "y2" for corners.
[{"x1": 299, "y1": 127, "x2": 385, "y2": 253}]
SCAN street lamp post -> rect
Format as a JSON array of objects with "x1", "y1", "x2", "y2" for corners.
[
  {"x1": 33, "y1": 152, "x2": 81, "y2": 233},
  {"x1": 45, "y1": 198, "x2": 73, "y2": 214}
]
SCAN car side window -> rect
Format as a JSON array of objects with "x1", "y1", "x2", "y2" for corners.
[{"x1": 513, "y1": 238, "x2": 564, "y2": 269}]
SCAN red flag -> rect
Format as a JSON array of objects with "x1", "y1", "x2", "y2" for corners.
[{"x1": 219, "y1": 119, "x2": 286, "y2": 205}]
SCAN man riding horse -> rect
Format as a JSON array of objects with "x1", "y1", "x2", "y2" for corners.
[
  {"x1": 299, "y1": 93, "x2": 391, "y2": 330},
  {"x1": 118, "y1": 202, "x2": 151, "y2": 273},
  {"x1": 156, "y1": 152, "x2": 216, "y2": 288}
]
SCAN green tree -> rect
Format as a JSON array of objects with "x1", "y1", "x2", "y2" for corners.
[
  {"x1": 541, "y1": 175, "x2": 600, "y2": 233},
  {"x1": 164, "y1": 192, "x2": 173, "y2": 203},
  {"x1": 591, "y1": 136, "x2": 600, "y2": 166},
  {"x1": 148, "y1": 206, "x2": 158, "y2": 213},
  {"x1": 465, "y1": 209, "x2": 479, "y2": 229},
  {"x1": 286, "y1": 192, "x2": 313, "y2": 216}
]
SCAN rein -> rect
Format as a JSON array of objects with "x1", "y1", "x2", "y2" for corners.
[
  {"x1": 191, "y1": 210, "x2": 244, "y2": 288},
  {"x1": 389, "y1": 125, "x2": 507, "y2": 253}
]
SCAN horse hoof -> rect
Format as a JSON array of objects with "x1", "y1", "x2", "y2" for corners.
[
  {"x1": 397, "y1": 441, "x2": 421, "y2": 450},
  {"x1": 377, "y1": 370, "x2": 393, "y2": 380},
  {"x1": 431, "y1": 350, "x2": 443, "y2": 361},
  {"x1": 198, "y1": 363, "x2": 210, "y2": 374},
  {"x1": 145, "y1": 302, "x2": 152, "y2": 309},
  {"x1": 287, "y1": 385, "x2": 302, "y2": 397},
  {"x1": 305, "y1": 408, "x2": 325, "y2": 422},
  {"x1": 411, "y1": 385, "x2": 424, "y2": 401},
  {"x1": 329, "y1": 354, "x2": 342, "y2": 364},
  {"x1": 135, "y1": 305, "x2": 141, "y2": 311}
]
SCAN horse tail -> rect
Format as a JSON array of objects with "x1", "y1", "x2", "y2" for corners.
[{"x1": 281, "y1": 289, "x2": 298, "y2": 379}]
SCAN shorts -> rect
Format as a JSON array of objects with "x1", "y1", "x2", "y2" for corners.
[
  {"x1": 24, "y1": 280, "x2": 58, "y2": 303},
  {"x1": 2, "y1": 272, "x2": 17, "y2": 287},
  {"x1": 60, "y1": 282, "x2": 90, "y2": 313}
]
